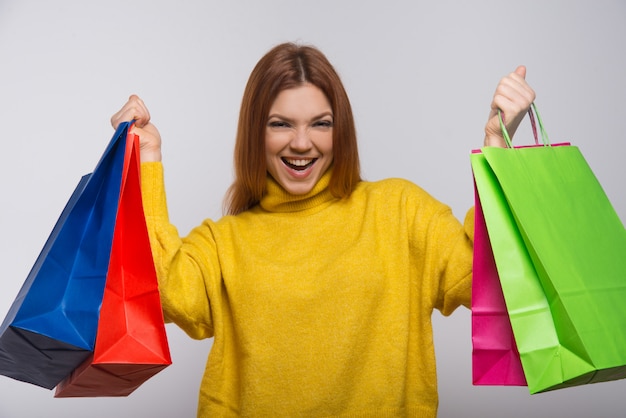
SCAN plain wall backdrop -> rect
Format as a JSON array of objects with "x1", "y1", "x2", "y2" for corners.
[{"x1": 1, "y1": 1, "x2": 625, "y2": 417}]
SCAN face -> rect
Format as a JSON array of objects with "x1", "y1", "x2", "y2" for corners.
[{"x1": 265, "y1": 83, "x2": 334, "y2": 195}]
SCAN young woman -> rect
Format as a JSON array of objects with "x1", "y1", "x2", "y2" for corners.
[{"x1": 111, "y1": 42, "x2": 534, "y2": 417}]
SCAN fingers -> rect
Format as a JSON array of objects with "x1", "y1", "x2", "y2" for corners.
[
  {"x1": 491, "y1": 66, "x2": 535, "y2": 116},
  {"x1": 110, "y1": 94, "x2": 151, "y2": 130},
  {"x1": 483, "y1": 66, "x2": 536, "y2": 147}
]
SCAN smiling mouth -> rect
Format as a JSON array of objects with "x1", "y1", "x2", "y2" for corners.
[{"x1": 282, "y1": 157, "x2": 317, "y2": 171}]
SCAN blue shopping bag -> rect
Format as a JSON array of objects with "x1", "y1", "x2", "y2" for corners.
[{"x1": 0, "y1": 122, "x2": 132, "y2": 389}]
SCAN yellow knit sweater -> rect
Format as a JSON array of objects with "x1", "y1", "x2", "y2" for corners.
[{"x1": 140, "y1": 162, "x2": 474, "y2": 418}]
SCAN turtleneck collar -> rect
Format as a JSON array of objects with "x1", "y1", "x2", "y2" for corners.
[{"x1": 259, "y1": 168, "x2": 336, "y2": 213}]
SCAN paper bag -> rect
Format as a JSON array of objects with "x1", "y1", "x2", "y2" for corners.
[{"x1": 55, "y1": 130, "x2": 171, "y2": 397}]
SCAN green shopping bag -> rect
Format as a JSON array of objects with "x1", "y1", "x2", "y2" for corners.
[{"x1": 471, "y1": 104, "x2": 626, "y2": 394}]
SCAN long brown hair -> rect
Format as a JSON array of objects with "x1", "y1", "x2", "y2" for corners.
[{"x1": 224, "y1": 42, "x2": 361, "y2": 215}]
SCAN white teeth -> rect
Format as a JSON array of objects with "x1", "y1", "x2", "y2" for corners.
[{"x1": 285, "y1": 158, "x2": 312, "y2": 166}]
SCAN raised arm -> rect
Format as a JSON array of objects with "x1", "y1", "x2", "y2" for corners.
[{"x1": 110, "y1": 95, "x2": 217, "y2": 339}]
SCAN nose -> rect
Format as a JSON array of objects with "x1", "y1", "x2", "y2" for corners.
[{"x1": 289, "y1": 127, "x2": 312, "y2": 153}]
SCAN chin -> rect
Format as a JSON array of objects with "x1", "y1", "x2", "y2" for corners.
[
  {"x1": 280, "y1": 179, "x2": 318, "y2": 195},
  {"x1": 284, "y1": 185, "x2": 314, "y2": 195}
]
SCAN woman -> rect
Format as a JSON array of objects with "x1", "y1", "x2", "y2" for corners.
[{"x1": 112, "y1": 43, "x2": 534, "y2": 417}]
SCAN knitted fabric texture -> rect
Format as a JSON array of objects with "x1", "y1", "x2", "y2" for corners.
[{"x1": 141, "y1": 162, "x2": 473, "y2": 418}]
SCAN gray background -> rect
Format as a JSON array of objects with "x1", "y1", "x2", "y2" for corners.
[{"x1": 1, "y1": 1, "x2": 625, "y2": 417}]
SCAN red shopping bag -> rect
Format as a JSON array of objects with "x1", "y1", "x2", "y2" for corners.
[{"x1": 54, "y1": 131, "x2": 171, "y2": 397}]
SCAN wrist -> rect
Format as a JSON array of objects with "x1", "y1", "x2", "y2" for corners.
[
  {"x1": 140, "y1": 148, "x2": 162, "y2": 163},
  {"x1": 484, "y1": 133, "x2": 507, "y2": 148}
]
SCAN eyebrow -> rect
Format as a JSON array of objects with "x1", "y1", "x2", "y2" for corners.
[{"x1": 267, "y1": 111, "x2": 334, "y2": 124}]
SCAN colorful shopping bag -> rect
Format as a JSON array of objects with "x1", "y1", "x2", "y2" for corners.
[
  {"x1": 471, "y1": 110, "x2": 546, "y2": 386},
  {"x1": 55, "y1": 131, "x2": 171, "y2": 397},
  {"x1": 0, "y1": 124, "x2": 129, "y2": 389},
  {"x1": 471, "y1": 104, "x2": 626, "y2": 393},
  {"x1": 471, "y1": 179, "x2": 526, "y2": 386}
]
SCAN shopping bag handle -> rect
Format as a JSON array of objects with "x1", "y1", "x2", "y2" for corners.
[
  {"x1": 121, "y1": 120, "x2": 140, "y2": 183},
  {"x1": 498, "y1": 103, "x2": 550, "y2": 148}
]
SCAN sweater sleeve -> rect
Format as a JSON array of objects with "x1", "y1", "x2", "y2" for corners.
[
  {"x1": 400, "y1": 179, "x2": 473, "y2": 316},
  {"x1": 140, "y1": 162, "x2": 217, "y2": 340},
  {"x1": 431, "y1": 205, "x2": 473, "y2": 315}
]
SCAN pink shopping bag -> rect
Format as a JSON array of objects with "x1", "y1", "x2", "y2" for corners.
[{"x1": 471, "y1": 178, "x2": 526, "y2": 386}]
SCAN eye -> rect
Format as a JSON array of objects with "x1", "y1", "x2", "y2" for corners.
[
  {"x1": 268, "y1": 120, "x2": 291, "y2": 129},
  {"x1": 313, "y1": 120, "x2": 333, "y2": 129}
]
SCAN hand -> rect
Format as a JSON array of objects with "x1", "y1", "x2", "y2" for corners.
[
  {"x1": 111, "y1": 95, "x2": 162, "y2": 162},
  {"x1": 484, "y1": 66, "x2": 536, "y2": 147}
]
